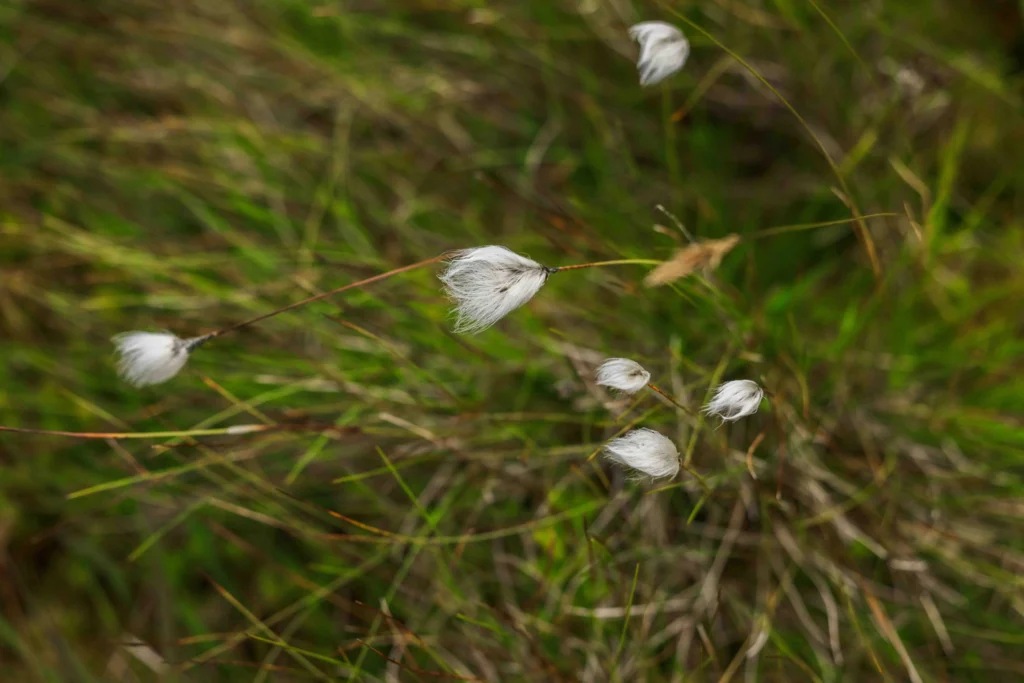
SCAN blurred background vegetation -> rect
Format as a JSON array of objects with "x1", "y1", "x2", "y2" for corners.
[{"x1": 2, "y1": 0, "x2": 1023, "y2": 680}]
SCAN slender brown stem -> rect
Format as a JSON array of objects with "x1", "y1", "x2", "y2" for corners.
[
  {"x1": 647, "y1": 382, "x2": 693, "y2": 415},
  {"x1": 204, "y1": 253, "x2": 448, "y2": 341},
  {"x1": 745, "y1": 431, "x2": 767, "y2": 480},
  {"x1": 747, "y1": 213, "x2": 899, "y2": 240},
  {"x1": 551, "y1": 258, "x2": 661, "y2": 272},
  {"x1": 646, "y1": 384, "x2": 708, "y2": 491},
  {"x1": 0, "y1": 425, "x2": 253, "y2": 439},
  {"x1": 680, "y1": 463, "x2": 712, "y2": 495},
  {"x1": 0, "y1": 423, "x2": 357, "y2": 440}
]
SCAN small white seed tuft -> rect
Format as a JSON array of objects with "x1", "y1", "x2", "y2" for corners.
[
  {"x1": 596, "y1": 358, "x2": 651, "y2": 395},
  {"x1": 603, "y1": 428, "x2": 680, "y2": 480},
  {"x1": 703, "y1": 380, "x2": 764, "y2": 421},
  {"x1": 112, "y1": 332, "x2": 204, "y2": 387},
  {"x1": 629, "y1": 21, "x2": 689, "y2": 87},
  {"x1": 439, "y1": 246, "x2": 552, "y2": 334}
]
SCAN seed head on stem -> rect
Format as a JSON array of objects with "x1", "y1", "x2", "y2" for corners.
[
  {"x1": 439, "y1": 246, "x2": 554, "y2": 334},
  {"x1": 112, "y1": 254, "x2": 445, "y2": 387},
  {"x1": 629, "y1": 21, "x2": 689, "y2": 86},
  {"x1": 703, "y1": 380, "x2": 765, "y2": 421},
  {"x1": 596, "y1": 358, "x2": 651, "y2": 395},
  {"x1": 112, "y1": 332, "x2": 212, "y2": 387},
  {"x1": 603, "y1": 428, "x2": 680, "y2": 480}
]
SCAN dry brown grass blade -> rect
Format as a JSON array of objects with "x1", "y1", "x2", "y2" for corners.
[
  {"x1": 745, "y1": 431, "x2": 766, "y2": 479},
  {"x1": 864, "y1": 588, "x2": 924, "y2": 683},
  {"x1": 644, "y1": 234, "x2": 741, "y2": 287}
]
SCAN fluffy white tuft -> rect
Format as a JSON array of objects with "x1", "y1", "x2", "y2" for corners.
[
  {"x1": 112, "y1": 332, "x2": 193, "y2": 387},
  {"x1": 603, "y1": 428, "x2": 680, "y2": 480},
  {"x1": 703, "y1": 380, "x2": 764, "y2": 421},
  {"x1": 439, "y1": 246, "x2": 551, "y2": 334},
  {"x1": 629, "y1": 21, "x2": 689, "y2": 86},
  {"x1": 596, "y1": 358, "x2": 651, "y2": 394}
]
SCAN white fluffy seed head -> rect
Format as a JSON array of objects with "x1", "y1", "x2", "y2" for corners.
[
  {"x1": 603, "y1": 428, "x2": 680, "y2": 480},
  {"x1": 439, "y1": 246, "x2": 551, "y2": 334},
  {"x1": 703, "y1": 380, "x2": 764, "y2": 421},
  {"x1": 596, "y1": 358, "x2": 651, "y2": 395},
  {"x1": 112, "y1": 332, "x2": 195, "y2": 387},
  {"x1": 629, "y1": 21, "x2": 689, "y2": 86}
]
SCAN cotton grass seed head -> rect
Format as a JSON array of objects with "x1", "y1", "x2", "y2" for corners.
[
  {"x1": 629, "y1": 21, "x2": 689, "y2": 87},
  {"x1": 439, "y1": 246, "x2": 552, "y2": 334},
  {"x1": 113, "y1": 332, "x2": 206, "y2": 387},
  {"x1": 596, "y1": 358, "x2": 651, "y2": 395},
  {"x1": 603, "y1": 428, "x2": 680, "y2": 480},
  {"x1": 703, "y1": 380, "x2": 764, "y2": 421}
]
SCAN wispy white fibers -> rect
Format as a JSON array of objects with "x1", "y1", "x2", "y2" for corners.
[
  {"x1": 629, "y1": 21, "x2": 689, "y2": 86},
  {"x1": 603, "y1": 428, "x2": 680, "y2": 480},
  {"x1": 703, "y1": 380, "x2": 764, "y2": 421},
  {"x1": 112, "y1": 332, "x2": 206, "y2": 387},
  {"x1": 439, "y1": 246, "x2": 552, "y2": 334},
  {"x1": 596, "y1": 358, "x2": 651, "y2": 395}
]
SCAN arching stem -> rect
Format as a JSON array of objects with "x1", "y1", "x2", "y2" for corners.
[
  {"x1": 0, "y1": 423, "x2": 358, "y2": 440},
  {"x1": 550, "y1": 258, "x2": 661, "y2": 273},
  {"x1": 175, "y1": 254, "x2": 448, "y2": 351},
  {"x1": 647, "y1": 382, "x2": 693, "y2": 415},
  {"x1": 681, "y1": 463, "x2": 712, "y2": 495}
]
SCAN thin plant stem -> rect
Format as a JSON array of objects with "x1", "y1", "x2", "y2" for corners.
[
  {"x1": 196, "y1": 254, "x2": 448, "y2": 345},
  {"x1": 0, "y1": 425, "x2": 252, "y2": 439},
  {"x1": 647, "y1": 382, "x2": 693, "y2": 415},
  {"x1": 680, "y1": 463, "x2": 712, "y2": 495},
  {"x1": 550, "y1": 214, "x2": 895, "y2": 276},
  {"x1": 745, "y1": 431, "x2": 767, "y2": 480},
  {"x1": 0, "y1": 424, "x2": 357, "y2": 440},
  {"x1": 552, "y1": 258, "x2": 661, "y2": 272},
  {"x1": 641, "y1": 384, "x2": 708, "y2": 492},
  {"x1": 748, "y1": 213, "x2": 899, "y2": 240},
  {"x1": 656, "y1": 204, "x2": 696, "y2": 243}
]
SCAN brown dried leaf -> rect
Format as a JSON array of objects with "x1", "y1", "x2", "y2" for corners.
[{"x1": 644, "y1": 233, "x2": 741, "y2": 287}]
